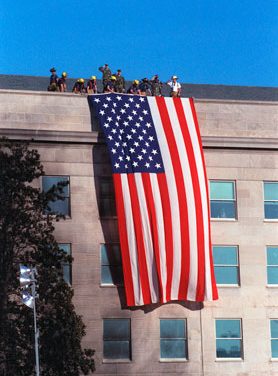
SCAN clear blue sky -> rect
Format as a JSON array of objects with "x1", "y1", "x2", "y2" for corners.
[{"x1": 0, "y1": 0, "x2": 277, "y2": 86}]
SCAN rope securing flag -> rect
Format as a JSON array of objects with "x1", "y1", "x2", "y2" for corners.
[{"x1": 89, "y1": 93, "x2": 218, "y2": 306}]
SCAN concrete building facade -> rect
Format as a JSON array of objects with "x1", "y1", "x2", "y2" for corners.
[{"x1": 0, "y1": 84, "x2": 278, "y2": 376}]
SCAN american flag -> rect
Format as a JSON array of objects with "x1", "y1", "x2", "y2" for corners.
[{"x1": 89, "y1": 93, "x2": 218, "y2": 306}]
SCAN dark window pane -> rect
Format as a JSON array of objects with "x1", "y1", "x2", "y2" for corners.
[
  {"x1": 271, "y1": 340, "x2": 278, "y2": 358},
  {"x1": 62, "y1": 264, "x2": 71, "y2": 284},
  {"x1": 100, "y1": 180, "x2": 115, "y2": 196},
  {"x1": 211, "y1": 201, "x2": 236, "y2": 219},
  {"x1": 42, "y1": 176, "x2": 69, "y2": 196},
  {"x1": 59, "y1": 244, "x2": 71, "y2": 284},
  {"x1": 101, "y1": 244, "x2": 123, "y2": 285},
  {"x1": 267, "y1": 267, "x2": 278, "y2": 284},
  {"x1": 99, "y1": 178, "x2": 116, "y2": 217},
  {"x1": 110, "y1": 244, "x2": 122, "y2": 264},
  {"x1": 103, "y1": 319, "x2": 130, "y2": 340},
  {"x1": 59, "y1": 244, "x2": 71, "y2": 255},
  {"x1": 214, "y1": 266, "x2": 239, "y2": 285},
  {"x1": 101, "y1": 244, "x2": 122, "y2": 265},
  {"x1": 100, "y1": 198, "x2": 116, "y2": 217},
  {"x1": 271, "y1": 320, "x2": 278, "y2": 338},
  {"x1": 216, "y1": 339, "x2": 241, "y2": 358},
  {"x1": 210, "y1": 181, "x2": 235, "y2": 200},
  {"x1": 264, "y1": 202, "x2": 278, "y2": 219},
  {"x1": 103, "y1": 341, "x2": 130, "y2": 359},
  {"x1": 264, "y1": 183, "x2": 278, "y2": 201},
  {"x1": 160, "y1": 339, "x2": 187, "y2": 359},
  {"x1": 101, "y1": 244, "x2": 110, "y2": 264},
  {"x1": 42, "y1": 176, "x2": 70, "y2": 216},
  {"x1": 160, "y1": 320, "x2": 185, "y2": 338},
  {"x1": 101, "y1": 265, "x2": 113, "y2": 284},
  {"x1": 216, "y1": 320, "x2": 241, "y2": 338},
  {"x1": 47, "y1": 198, "x2": 69, "y2": 215},
  {"x1": 267, "y1": 247, "x2": 278, "y2": 265},
  {"x1": 213, "y1": 246, "x2": 238, "y2": 265},
  {"x1": 101, "y1": 266, "x2": 123, "y2": 285}
]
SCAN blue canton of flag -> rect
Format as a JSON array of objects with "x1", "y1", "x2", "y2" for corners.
[{"x1": 92, "y1": 93, "x2": 165, "y2": 173}]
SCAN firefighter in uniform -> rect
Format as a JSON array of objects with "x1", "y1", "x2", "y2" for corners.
[
  {"x1": 72, "y1": 79, "x2": 85, "y2": 94},
  {"x1": 86, "y1": 76, "x2": 97, "y2": 94},
  {"x1": 104, "y1": 76, "x2": 116, "y2": 93},
  {"x1": 138, "y1": 78, "x2": 151, "y2": 96},
  {"x1": 58, "y1": 72, "x2": 67, "y2": 92},
  {"x1": 127, "y1": 80, "x2": 140, "y2": 94}
]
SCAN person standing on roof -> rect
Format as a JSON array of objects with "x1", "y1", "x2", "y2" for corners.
[
  {"x1": 138, "y1": 78, "x2": 151, "y2": 96},
  {"x1": 114, "y1": 69, "x2": 125, "y2": 93},
  {"x1": 72, "y1": 79, "x2": 86, "y2": 94},
  {"x1": 58, "y1": 72, "x2": 67, "y2": 92},
  {"x1": 104, "y1": 75, "x2": 116, "y2": 93},
  {"x1": 87, "y1": 76, "x2": 98, "y2": 94},
  {"x1": 150, "y1": 74, "x2": 163, "y2": 96},
  {"x1": 127, "y1": 80, "x2": 139, "y2": 94},
  {"x1": 167, "y1": 75, "x2": 181, "y2": 97},
  {"x1": 98, "y1": 64, "x2": 112, "y2": 92},
  {"x1": 48, "y1": 67, "x2": 59, "y2": 91}
]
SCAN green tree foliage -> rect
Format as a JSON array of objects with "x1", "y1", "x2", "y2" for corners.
[{"x1": 0, "y1": 138, "x2": 95, "y2": 375}]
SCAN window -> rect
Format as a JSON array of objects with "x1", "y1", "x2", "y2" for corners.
[
  {"x1": 59, "y1": 243, "x2": 72, "y2": 285},
  {"x1": 99, "y1": 178, "x2": 116, "y2": 217},
  {"x1": 213, "y1": 246, "x2": 239, "y2": 285},
  {"x1": 210, "y1": 181, "x2": 236, "y2": 219},
  {"x1": 267, "y1": 246, "x2": 278, "y2": 285},
  {"x1": 42, "y1": 176, "x2": 70, "y2": 216},
  {"x1": 264, "y1": 182, "x2": 278, "y2": 219},
  {"x1": 103, "y1": 319, "x2": 131, "y2": 360},
  {"x1": 215, "y1": 319, "x2": 243, "y2": 359},
  {"x1": 270, "y1": 320, "x2": 278, "y2": 359},
  {"x1": 160, "y1": 319, "x2": 188, "y2": 360},
  {"x1": 101, "y1": 244, "x2": 123, "y2": 285}
]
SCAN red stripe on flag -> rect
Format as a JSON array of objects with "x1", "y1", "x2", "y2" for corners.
[
  {"x1": 157, "y1": 173, "x2": 173, "y2": 302},
  {"x1": 156, "y1": 96, "x2": 190, "y2": 300},
  {"x1": 113, "y1": 174, "x2": 135, "y2": 306},
  {"x1": 189, "y1": 98, "x2": 218, "y2": 300},
  {"x1": 141, "y1": 173, "x2": 164, "y2": 303},
  {"x1": 174, "y1": 98, "x2": 205, "y2": 301},
  {"x1": 127, "y1": 174, "x2": 152, "y2": 305}
]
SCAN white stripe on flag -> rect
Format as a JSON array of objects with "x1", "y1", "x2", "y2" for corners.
[
  {"x1": 120, "y1": 174, "x2": 143, "y2": 305},
  {"x1": 148, "y1": 97, "x2": 181, "y2": 300}
]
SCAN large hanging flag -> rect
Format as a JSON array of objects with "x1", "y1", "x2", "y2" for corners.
[{"x1": 89, "y1": 93, "x2": 218, "y2": 306}]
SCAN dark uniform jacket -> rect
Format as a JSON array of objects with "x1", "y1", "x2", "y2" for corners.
[
  {"x1": 151, "y1": 79, "x2": 163, "y2": 96},
  {"x1": 104, "y1": 80, "x2": 115, "y2": 92},
  {"x1": 98, "y1": 66, "x2": 112, "y2": 82},
  {"x1": 127, "y1": 83, "x2": 139, "y2": 94},
  {"x1": 114, "y1": 75, "x2": 125, "y2": 93}
]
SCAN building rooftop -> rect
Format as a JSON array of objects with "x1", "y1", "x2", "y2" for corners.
[{"x1": 0, "y1": 74, "x2": 277, "y2": 101}]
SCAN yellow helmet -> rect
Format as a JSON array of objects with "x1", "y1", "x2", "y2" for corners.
[
  {"x1": 62, "y1": 72, "x2": 67, "y2": 77},
  {"x1": 91, "y1": 75, "x2": 96, "y2": 80},
  {"x1": 111, "y1": 75, "x2": 116, "y2": 81},
  {"x1": 79, "y1": 78, "x2": 84, "y2": 83},
  {"x1": 134, "y1": 80, "x2": 139, "y2": 85}
]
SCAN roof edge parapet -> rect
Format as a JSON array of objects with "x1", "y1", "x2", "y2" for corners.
[{"x1": 0, "y1": 74, "x2": 277, "y2": 101}]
